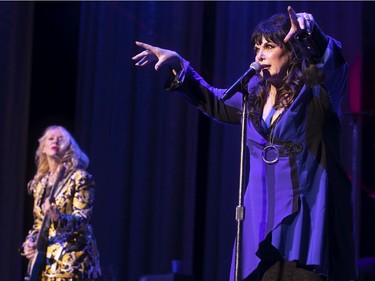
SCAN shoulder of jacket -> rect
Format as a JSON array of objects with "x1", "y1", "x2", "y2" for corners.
[{"x1": 70, "y1": 169, "x2": 94, "y2": 184}]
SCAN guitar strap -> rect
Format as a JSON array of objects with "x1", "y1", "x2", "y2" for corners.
[{"x1": 52, "y1": 170, "x2": 75, "y2": 200}]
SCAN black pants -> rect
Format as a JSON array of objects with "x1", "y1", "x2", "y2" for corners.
[
  {"x1": 260, "y1": 260, "x2": 326, "y2": 281},
  {"x1": 245, "y1": 235, "x2": 326, "y2": 281}
]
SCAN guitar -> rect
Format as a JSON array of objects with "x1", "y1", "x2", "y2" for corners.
[{"x1": 25, "y1": 163, "x2": 66, "y2": 281}]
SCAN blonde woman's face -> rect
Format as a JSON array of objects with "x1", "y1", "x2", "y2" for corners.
[{"x1": 42, "y1": 128, "x2": 67, "y2": 158}]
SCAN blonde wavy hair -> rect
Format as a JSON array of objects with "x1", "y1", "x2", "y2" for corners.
[{"x1": 28, "y1": 125, "x2": 89, "y2": 193}]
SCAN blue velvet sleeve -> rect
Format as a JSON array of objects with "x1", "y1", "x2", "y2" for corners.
[{"x1": 165, "y1": 59, "x2": 244, "y2": 124}]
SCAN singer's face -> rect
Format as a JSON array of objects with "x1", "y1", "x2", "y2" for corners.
[
  {"x1": 254, "y1": 36, "x2": 290, "y2": 83},
  {"x1": 43, "y1": 128, "x2": 66, "y2": 158}
]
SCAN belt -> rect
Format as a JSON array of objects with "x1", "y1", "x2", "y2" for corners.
[
  {"x1": 275, "y1": 142, "x2": 303, "y2": 157},
  {"x1": 261, "y1": 142, "x2": 303, "y2": 164}
]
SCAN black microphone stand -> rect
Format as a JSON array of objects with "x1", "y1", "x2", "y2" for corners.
[
  {"x1": 233, "y1": 89, "x2": 250, "y2": 281},
  {"x1": 223, "y1": 64, "x2": 260, "y2": 280}
]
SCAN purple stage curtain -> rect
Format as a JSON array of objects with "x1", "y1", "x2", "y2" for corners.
[
  {"x1": 75, "y1": 2, "x2": 363, "y2": 281},
  {"x1": 0, "y1": 2, "x2": 367, "y2": 281},
  {"x1": 0, "y1": 2, "x2": 34, "y2": 281}
]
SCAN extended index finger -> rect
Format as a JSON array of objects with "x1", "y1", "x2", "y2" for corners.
[
  {"x1": 287, "y1": 6, "x2": 298, "y2": 25},
  {"x1": 135, "y1": 41, "x2": 156, "y2": 52},
  {"x1": 284, "y1": 6, "x2": 299, "y2": 42}
]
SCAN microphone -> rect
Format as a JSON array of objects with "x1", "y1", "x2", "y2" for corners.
[{"x1": 221, "y1": 62, "x2": 261, "y2": 102}]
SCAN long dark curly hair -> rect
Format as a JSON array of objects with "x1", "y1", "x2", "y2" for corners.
[{"x1": 249, "y1": 13, "x2": 323, "y2": 114}]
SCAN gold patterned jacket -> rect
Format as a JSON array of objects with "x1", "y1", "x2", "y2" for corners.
[{"x1": 23, "y1": 169, "x2": 101, "y2": 280}]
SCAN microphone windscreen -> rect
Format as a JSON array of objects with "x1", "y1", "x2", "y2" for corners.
[{"x1": 250, "y1": 61, "x2": 261, "y2": 72}]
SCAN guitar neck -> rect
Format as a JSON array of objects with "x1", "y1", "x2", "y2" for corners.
[
  {"x1": 34, "y1": 163, "x2": 67, "y2": 251},
  {"x1": 35, "y1": 216, "x2": 51, "y2": 251}
]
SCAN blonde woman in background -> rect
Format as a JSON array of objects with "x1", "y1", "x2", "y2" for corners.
[{"x1": 21, "y1": 125, "x2": 101, "y2": 281}]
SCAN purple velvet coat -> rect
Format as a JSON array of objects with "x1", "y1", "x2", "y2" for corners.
[{"x1": 166, "y1": 34, "x2": 356, "y2": 280}]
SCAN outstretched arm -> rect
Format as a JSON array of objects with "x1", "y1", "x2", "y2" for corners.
[{"x1": 132, "y1": 41, "x2": 243, "y2": 123}]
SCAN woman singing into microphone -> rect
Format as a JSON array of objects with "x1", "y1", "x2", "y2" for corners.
[{"x1": 132, "y1": 6, "x2": 356, "y2": 281}]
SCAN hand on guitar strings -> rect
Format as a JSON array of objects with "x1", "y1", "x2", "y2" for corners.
[{"x1": 23, "y1": 240, "x2": 36, "y2": 260}]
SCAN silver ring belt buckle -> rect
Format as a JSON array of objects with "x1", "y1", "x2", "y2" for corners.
[{"x1": 262, "y1": 143, "x2": 303, "y2": 164}]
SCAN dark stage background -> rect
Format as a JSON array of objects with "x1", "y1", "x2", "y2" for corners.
[{"x1": 0, "y1": 1, "x2": 374, "y2": 281}]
